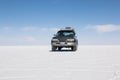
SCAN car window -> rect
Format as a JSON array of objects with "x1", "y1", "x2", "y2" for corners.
[{"x1": 57, "y1": 31, "x2": 75, "y2": 37}]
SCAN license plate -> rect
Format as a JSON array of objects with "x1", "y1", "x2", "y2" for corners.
[{"x1": 60, "y1": 42, "x2": 65, "y2": 45}]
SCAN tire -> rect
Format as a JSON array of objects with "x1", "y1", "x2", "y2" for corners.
[
  {"x1": 58, "y1": 47, "x2": 62, "y2": 51},
  {"x1": 71, "y1": 46, "x2": 77, "y2": 51},
  {"x1": 52, "y1": 46, "x2": 57, "y2": 51}
]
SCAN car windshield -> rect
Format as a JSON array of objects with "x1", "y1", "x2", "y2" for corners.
[{"x1": 57, "y1": 31, "x2": 75, "y2": 37}]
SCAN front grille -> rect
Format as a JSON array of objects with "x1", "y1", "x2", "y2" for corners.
[{"x1": 59, "y1": 39, "x2": 66, "y2": 42}]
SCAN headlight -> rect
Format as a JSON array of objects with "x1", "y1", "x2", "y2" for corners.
[
  {"x1": 67, "y1": 39, "x2": 75, "y2": 42},
  {"x1": 51, "y1": 39, "x2": 59, "y2": 42},
  {"x1": 52, "y1": 39, "x2": 59, "y2": 41}
]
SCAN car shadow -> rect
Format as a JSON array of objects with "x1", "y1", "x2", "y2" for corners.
[{"x1": 49, "y1": 49, "x2": 76, "y2": 52}]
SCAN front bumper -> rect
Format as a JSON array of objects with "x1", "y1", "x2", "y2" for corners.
[{"x1": 51, "y1": 42, "x2": 76, "y2": 47}]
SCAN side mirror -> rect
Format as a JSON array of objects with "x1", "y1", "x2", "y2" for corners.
[{"x1": 54, "y1": 34, "x2": 56, "y2": 37}]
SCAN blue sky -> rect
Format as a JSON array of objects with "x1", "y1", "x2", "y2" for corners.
[{"x1": 0, "y1": 0, "x2": 120, "y2": 45}]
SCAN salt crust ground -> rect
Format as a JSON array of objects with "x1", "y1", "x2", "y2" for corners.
[{"x1": 0, "y1": 45, "x2": 120, "y2": 80}]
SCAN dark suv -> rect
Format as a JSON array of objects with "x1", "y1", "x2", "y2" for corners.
[{"x1": 51, "y1": 27, "x2": 78, "y2": 51}]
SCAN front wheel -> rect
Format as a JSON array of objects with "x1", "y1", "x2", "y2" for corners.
[
  {"x1": 58, "y1": 47, "x2": 62, "y2": 51},
  {"x1": 52, "y1": 46, "x2": 57, "y2": 51},
  {"x1": 71, "y1": 46, "x2": 77, "y2": 51}
]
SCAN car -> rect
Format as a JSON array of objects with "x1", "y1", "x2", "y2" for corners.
[{"x1": 51, "y1": 27, "x2": 78, "y2": 51}]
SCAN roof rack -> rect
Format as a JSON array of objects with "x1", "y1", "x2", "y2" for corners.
[
  {"x1": 60, "y1": 27, "x2": 73, "y2": 30},
  {"x1": 65, "y1": 27, "x2": 72, "y2": 29}
]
